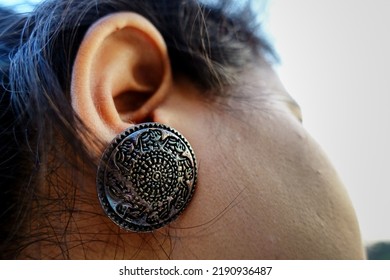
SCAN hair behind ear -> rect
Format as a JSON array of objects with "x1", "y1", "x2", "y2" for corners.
[{"x1": 0, "y1": 6, "x2": 30, "y2": 260}]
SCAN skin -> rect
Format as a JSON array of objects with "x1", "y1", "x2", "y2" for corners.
[{"x1": 24, "y1": 12, "x2": 364, "y2": 259}]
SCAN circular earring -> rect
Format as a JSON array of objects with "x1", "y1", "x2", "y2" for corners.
[{"x1": 96, "y1": 123, "x2": 197, "y2": 232}]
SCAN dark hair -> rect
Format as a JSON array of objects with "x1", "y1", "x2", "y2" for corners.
[{"x1": 0, "y1": 0, "x2": 275, "y2": 259}]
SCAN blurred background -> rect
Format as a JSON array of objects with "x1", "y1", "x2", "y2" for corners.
[
  {"x1": 2, "y1": 0, "x2": 389, "y2": 258},
  {"x1": 265, "y1": 0, "x2": 390, "y2": 258}
]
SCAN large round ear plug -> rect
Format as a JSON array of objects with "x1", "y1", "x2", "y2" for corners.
[{"x1": 97, "y1": 123, "x2": 197, "y2": 232}]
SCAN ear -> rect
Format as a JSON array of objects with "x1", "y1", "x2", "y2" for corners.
[{"x1": 71, "y1": 12, "x2": 172, "y2": 142}]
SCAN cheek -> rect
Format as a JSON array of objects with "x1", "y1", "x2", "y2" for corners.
[{"x1": 171, "y1": 106, "x2": 363, "y2": 259}]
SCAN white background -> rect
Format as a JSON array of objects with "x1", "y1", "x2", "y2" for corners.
[
  {"x1": 0, "y1": 260, "x2": 390, "y2": 279},
  {"x1": 2, "y1": 0, "x2": 390, "y2": 244}
]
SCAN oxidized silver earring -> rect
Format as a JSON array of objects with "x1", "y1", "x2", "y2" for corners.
[{"x1": 96, "y1": 123, "x2": 197, "y2": 232}]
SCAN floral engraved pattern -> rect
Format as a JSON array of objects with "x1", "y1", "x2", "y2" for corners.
[{"x1": 97, "y1": 123, "x2": 197, "y2": 232}]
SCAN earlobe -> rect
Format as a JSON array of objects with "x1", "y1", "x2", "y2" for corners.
[{"x1": 71, "y1": 12, "x2": 172, "y2": 142}]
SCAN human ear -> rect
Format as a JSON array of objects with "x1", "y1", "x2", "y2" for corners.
[{"x1": 71, "y1": 12, "x2": 172, "y2": 143}]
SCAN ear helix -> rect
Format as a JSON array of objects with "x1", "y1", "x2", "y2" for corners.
[{"x1": 96, "y1": 122, "x2": 197, "y2": 232}]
